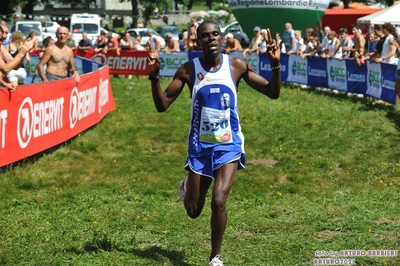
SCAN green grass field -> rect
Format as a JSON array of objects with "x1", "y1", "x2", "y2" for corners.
[{"x1": 1, "y1": 77, "x2": 400, "y2": 265}]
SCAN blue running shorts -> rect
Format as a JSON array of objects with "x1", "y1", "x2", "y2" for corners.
[{"x1": 185, "y1": 151, "x2": 246, "y2": 179}]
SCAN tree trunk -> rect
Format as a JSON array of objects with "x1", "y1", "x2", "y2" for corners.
[
  {"x1": 22, "y1": 2, "x2": 34, "y2": 15},
  {"x1": 143, "y1": 6, "x2": 153, "y2": 28},
  {"x1": 187, "y1": 0, "x2": 194, "y2": 10},
  {"x1": 206, "y1": 0, "x2": 213, "y2": 10},
  {"x1": 131, "y1": 0, "x2": 139, "y2": 28}
]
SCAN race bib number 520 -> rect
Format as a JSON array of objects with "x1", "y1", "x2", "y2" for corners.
[{"x1": 199, "y1": 106, "x2": 232, "y2": 143}]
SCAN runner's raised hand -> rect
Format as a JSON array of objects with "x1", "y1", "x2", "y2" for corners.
[{"x1": 264, "y1": 28, "x2": 280, "y2": 62}]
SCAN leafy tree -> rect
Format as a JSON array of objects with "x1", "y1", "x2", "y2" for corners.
[
  {"x1": 121, "y1": 0, "x2": 163, "y2": 28},
  {"x1": 140, "y1": 0, "x2": 157, "y2": 28},
  {"x1": 129, "y1": 0, "x2": 140, "y2": 28},
  {"x1": 205, "y1": 0, "x2": 212, "y2": 10},
  {"x1": 0, "y1": 1, "x2": 17, "y2": 17},
  {"x1": 21, "y1": 0, "x2": 39, "y2": 15},
  {"x1": 16, "y1": 0, "x2": 99, "y2": 15}
]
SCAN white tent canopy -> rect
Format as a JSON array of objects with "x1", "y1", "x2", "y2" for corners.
[{"x1": 357, "y1": 3, "x2": 400, "y2": 25}]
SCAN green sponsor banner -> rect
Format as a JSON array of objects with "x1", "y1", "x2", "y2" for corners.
[{"x1": 228, "y1": 0, "x2": 329, "y2": 40}]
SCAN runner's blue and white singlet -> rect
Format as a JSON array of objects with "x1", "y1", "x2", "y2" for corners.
[{"x1": 188, "y1": 54, "x2": 245, "y2": 158}]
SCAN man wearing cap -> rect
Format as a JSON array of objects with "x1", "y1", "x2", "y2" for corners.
[
  {"x1": 242, "y1": 26, "x2": 263, "y2": 57},
  {"x1": 146, "y1": 28, "x2": 161, "y2": 53},
  {"x1": 223, "y1": 33, "x2": 242, "y2": 54}
]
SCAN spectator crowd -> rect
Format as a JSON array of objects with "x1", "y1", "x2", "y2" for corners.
[{"x1": 1, "y1": 18, "x2": 400, "y2": 104}]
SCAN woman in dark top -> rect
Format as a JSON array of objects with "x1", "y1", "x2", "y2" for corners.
[
  {"x1": 369, "y1": 25, "x2": 386, "y2": 63},
  {"x1": 94, "y1": 31, "x2": 107, "y2": 52},
  {"x1": 120, "y1": 32, "x2": 134, "y2": 50}
]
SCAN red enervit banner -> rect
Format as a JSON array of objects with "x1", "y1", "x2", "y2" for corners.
[
  {"x1": 0, "y1": 66, "x2": 116, "y2": 167},
  {"x1": 75, "y1": 50, "x2": 150, "y2": 75}
]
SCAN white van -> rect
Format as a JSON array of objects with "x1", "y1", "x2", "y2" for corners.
[
  {"x1": 42, "y1": 21, "x2": 60, "y2": 42},
  {"x1": 15, "y1": 20, "x2": 43, "y2": 47},
  {"x1": 70, "y1": 13, "x2": 101, "y2": 44}
]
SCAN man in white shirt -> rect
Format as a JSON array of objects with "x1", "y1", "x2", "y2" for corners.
[
  {"x1": 316, "y1": 26, "x2": 331, "y2": 55},
  {"x1": 146, "y1": 29, "x2": 161, "y2": 54}
]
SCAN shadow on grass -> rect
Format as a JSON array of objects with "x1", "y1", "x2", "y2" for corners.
[
  {"x1": 386, "y1": 110, "x2": 400, "y2": 132},
  {"x1": 124, "y1": 246, "x2": 191, "y2": 266},
  {"x1": 357, "y1": 99, "x2": 400, "y2": 132},
  {"x1": 66, "y1": 233, "x2": 190, "y2": 266},
  {"x1": 66, "y1": 245, "x2": 190, "y2": 266}
]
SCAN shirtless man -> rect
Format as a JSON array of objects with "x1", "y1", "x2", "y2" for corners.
[
  {"x1": 351, "y1": 24, "x2": 366, "y2": 66},
  {"x1": 185, "y1": 25, "x2": 199, "y2": 51},
  {"x1": 163, "y1": 32, "x2": 180, "y2": 52},
  {"x1": 37, "y1": 26, "x2": 80, "y2": 82},
  {"x1": 223, "y1": 33, "x2": 242, "y2": 54},
  {"x1": 0, "y1": 20, "x2": 35, "y2": 75}
]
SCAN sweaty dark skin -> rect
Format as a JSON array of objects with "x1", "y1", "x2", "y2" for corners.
[{"x1": 147, "y1": 21, "x2": 281, "y2": 264}]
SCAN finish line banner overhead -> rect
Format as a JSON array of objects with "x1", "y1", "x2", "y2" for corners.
[{"x1": 0, "y1": 66, "x2": 116, "y2": 167}]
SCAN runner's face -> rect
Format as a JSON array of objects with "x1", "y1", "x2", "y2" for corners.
[{"x1": 198, "y1": 23, "x2": 222, "y2": 56}]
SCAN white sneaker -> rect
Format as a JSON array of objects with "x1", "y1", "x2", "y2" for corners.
[
  {"x1": 177, "y1": 172, "x2": 187, "y2": 201},
  {"x1": 209, "y1": 254, "x2": 224, "y2": 266}
]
